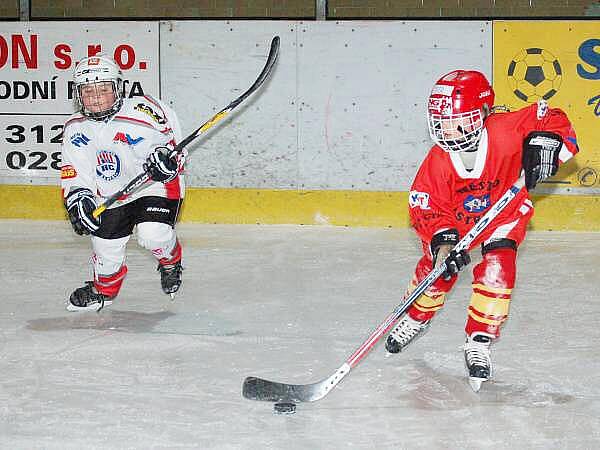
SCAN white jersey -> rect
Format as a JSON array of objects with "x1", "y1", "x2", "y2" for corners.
[{"x1": 60, "y1": 95, "x2": 184, "y2": 206}]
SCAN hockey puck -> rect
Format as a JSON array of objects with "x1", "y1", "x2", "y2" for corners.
[{"x1": 273, "y1": 402, "x2": 296, "y2": 414}]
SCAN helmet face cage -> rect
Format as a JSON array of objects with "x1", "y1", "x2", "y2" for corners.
[
  {"x1": 73, "y1": 55, "x2": 123, "y2": 120},
  {"x1": 426, "y1": 70, "x2": 494, "y2": 153},
  {"x1": 75, "y1": 80, "x2": 123, "y2": 120},
  {"x1": 428, "y1": 109, "x2": 484, "y2": 153}
]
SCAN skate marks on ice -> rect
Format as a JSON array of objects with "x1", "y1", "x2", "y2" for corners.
[
  {"x1": 26, "y1": 310, "x2": 241, "y2": 337},
  {"x1": 387, "y1": 351, "x2": 574, "y2": 411}
]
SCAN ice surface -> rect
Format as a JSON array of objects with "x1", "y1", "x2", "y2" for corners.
[{"x1": 1, "y1": 220, "x2": 599, "y2": 449}]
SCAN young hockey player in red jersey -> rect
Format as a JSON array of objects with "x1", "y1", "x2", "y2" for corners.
[
  {"x1": 385, "y1": 70, "x2": 579, "y2": 391},
  {"x1": 61, "y1": 54, "x2": 185, "y2": 311}
]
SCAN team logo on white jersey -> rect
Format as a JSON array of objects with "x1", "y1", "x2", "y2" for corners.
[
  {"x1": 70, "y1": 133, "x2": 90, "y2": 147},
  {"x1": 96, "y1": 150, "x2": 121, "y2": 181},
  {"x1": 409, "y1": 191, "x2": 431, "y2": 210},
  {"x1": 464, "y1": 194, "x2": 490, "y2": 213},
  {"x1": 113, "y1": 132, "x2": 144, "y2": 146},
  {"x1": 134, "y1": 103, "x2": 166, "y2": 124}
]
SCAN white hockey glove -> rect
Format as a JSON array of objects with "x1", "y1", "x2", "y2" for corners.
[
  {"x1": 431, "y1": 228, "x2": 470, "y2": 280},
  {"x1": 143, "y1": 146, "x2": 179, "y2": 183},
  {"x1": 522, "y1": 131, "x2": 562, "y2": 190},
  {"x1": 66, "y1": 188, "x2": 101, "y2": 235}
]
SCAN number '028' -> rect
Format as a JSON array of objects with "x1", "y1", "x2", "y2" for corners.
[{"x1": 5, "y1": 151, "x2": 62, "y2": 170}]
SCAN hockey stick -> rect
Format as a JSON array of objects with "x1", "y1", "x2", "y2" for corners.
[
  {"x1": 243, "y1": 175, "x2": 526, "y2": 403},
  {"x1": 92, "y1": 36, "x2": 280, "y2": 218}
]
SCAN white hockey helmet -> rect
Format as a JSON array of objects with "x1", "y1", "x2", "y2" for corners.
[{"x1": 73, "y1": 54, "x2": 123, "y2": 120}]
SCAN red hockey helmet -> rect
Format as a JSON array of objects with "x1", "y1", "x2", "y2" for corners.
[{"x1": 427, "y1": 70, "x2": 495, "y2": 152}]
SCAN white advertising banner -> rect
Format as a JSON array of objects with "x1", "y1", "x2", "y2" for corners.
[
  {"x1": 0, "y1": 20, "x2": 491, "y2": 190},
  {"x1": 0, "y1": 22, "x2": 159, "y2": 183}
]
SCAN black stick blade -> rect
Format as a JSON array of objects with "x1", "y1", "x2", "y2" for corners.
[
  {"x1": 243, "y1": 376, "x2": 320, "y2": 403},
  {"x1": 228, "y1": 35, "x2": 280, "y2": 110},
  {"x1": 242, "y1": 363, "x2": 351, "y2": 403}
]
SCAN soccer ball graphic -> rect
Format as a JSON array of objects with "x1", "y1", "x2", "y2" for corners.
[{"x1": 507, "y1": 48, "x2": 562, "y2": 103}]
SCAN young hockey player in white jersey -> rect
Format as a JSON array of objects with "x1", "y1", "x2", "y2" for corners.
[{"x1": 61, "y1": 54, "x2": 185, "y2": 311}]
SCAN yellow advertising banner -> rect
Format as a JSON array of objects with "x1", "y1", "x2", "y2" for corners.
[{"x1": 493, "y1": 21, "x2": 600, "y2": 191}]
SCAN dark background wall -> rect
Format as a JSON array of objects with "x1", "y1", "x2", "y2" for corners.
[
  {"x1": 29, "y1": 1, "x2": 315, "y2": 19},
  {"x1": 328, "y1": 0, "x2": 600, "y2": 18},
  {"x1": 1, "y1": 0, "x2": 598, "y2": 20},
  {"x1": 1, "y1": 0, "x2": 19, "y2": 19}
]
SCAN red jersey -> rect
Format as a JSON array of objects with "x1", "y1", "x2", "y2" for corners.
[{"x1": 409, "y1": 103, "x2": 578, "y2": 248}]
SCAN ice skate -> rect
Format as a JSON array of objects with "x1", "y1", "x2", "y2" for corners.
[
  {"x1": 157, "y1": 260, "x2": 183, "y2": 298},
  {"x1": 385, "y1": 315, "x2": 431, "y2": 354},
  {"x1": 464, "y1": 332, "x2": 493, "y2": 392},
  {"x1": 67, "y1": 281, "x2": 113, "y2": 312}
]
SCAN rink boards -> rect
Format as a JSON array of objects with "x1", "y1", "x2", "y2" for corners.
[
  {"x1": 3, "y1": 184, "x2": 599, "y2": 231},
  {"x1": 0, "y1": 20, "x2": 598, "y2": 230}
]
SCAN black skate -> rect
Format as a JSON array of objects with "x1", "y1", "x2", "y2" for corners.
[
  {"x1": 157, "y1": 260, "x2": 183, "y2": 298},
  {"x1": 385, "y1": 315, "x2": 431, "y2": 354},
  {"x1": 67, "y1": 281, "x2": 113, "y2": 312},
  {"x1": 464, "y1": 332, "x2": 493, "y2": 392}
]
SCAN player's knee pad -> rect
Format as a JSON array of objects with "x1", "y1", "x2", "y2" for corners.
[
  {"x1": 474, "y1": 243, "x2": 517, "y2": 287},
  {"x1": 136, "y1": 222, "x2": 177, "y2": 260},
  {"x1": 91, "y1": 235, "x2": 129, "y2": 276},
  {"x1": 467, "y1": 244, "x2": 517, "y2": 337}
]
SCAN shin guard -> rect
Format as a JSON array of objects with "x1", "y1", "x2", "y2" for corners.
[{"x1": 465, "y1": 247, "x2": 517, "y2": 338}]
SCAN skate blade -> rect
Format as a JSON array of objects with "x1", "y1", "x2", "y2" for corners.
[
  {"x1": 66, "y1": 300, "x2": 112, "y2": 312},
  {"x1": 468, "y1": 377, "x2": 485, "y2": 392},
  {"x1": 384, "y1": 348, "x2": 401, "y2": 357}
]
